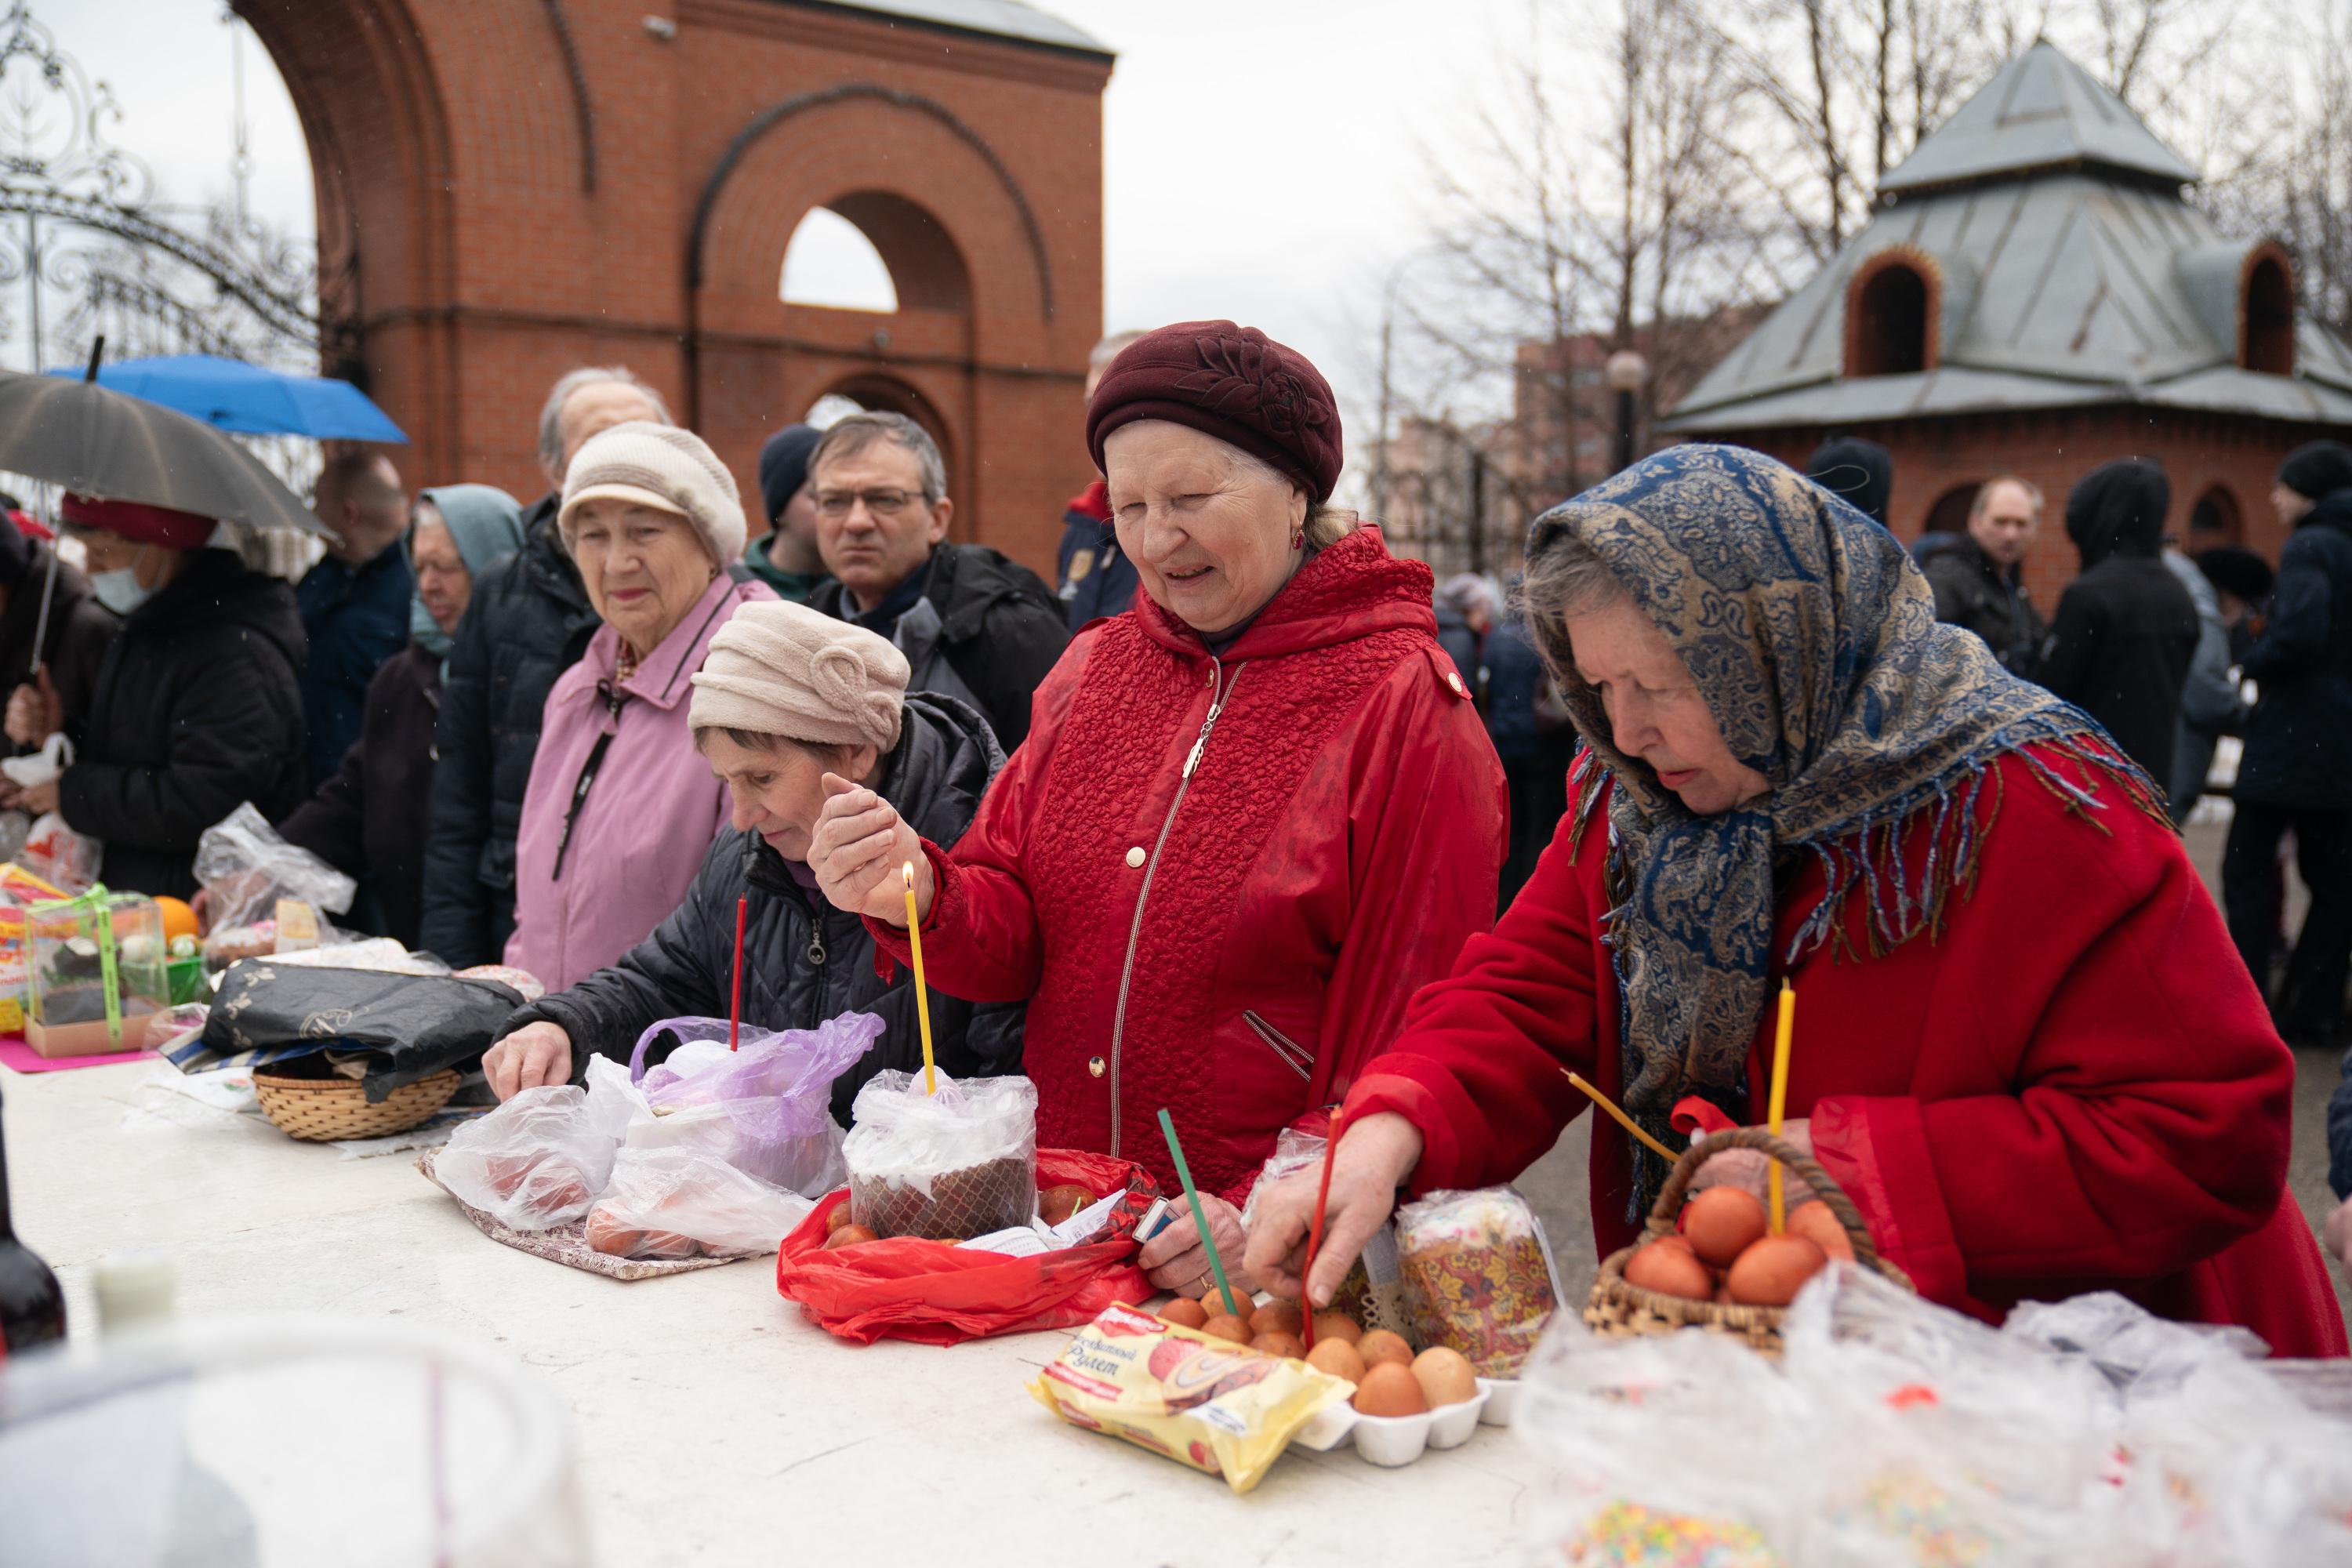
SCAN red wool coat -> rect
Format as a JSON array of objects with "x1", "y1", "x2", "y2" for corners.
[
  {"x1": 873, "y1": 528, "x2": 1507, "y2": 1203},
  {"x1": 1346, "y1": 749, "x2": 2349, "y2": 1359}
]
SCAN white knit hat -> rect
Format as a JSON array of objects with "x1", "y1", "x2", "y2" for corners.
[
  {"x1": 559, "y1": 421, "x2": 748, "y2": 568},
  {"x1": 690, "y1": 599, "x2": 911, "y2": 753}
]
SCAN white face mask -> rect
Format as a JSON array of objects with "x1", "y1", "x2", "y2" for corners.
[{"x1": 91, "y1": 566, "x2": 154, "y2": 616}]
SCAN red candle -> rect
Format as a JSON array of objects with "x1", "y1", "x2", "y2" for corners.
[{"x1": 728, "y1": 895, "x2": 746, "y2": 1051}]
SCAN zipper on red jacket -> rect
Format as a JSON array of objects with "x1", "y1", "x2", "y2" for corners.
[{"x1": 1106, "y1": 657, "x2": 1244, "y2": 1160}]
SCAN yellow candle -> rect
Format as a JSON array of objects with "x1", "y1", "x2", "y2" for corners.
[
  {"x1": 1767, "y1": 978, "x2": 1795, "y2": 1232},
  {"x1": 902, "y1": 861, "x2": 937, "y2": 1094}
]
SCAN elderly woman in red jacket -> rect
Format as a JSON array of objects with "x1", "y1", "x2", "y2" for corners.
[
  {"x1": 1248, "y1": 444, "x2": 2347, "y2": 1358},
  {"x1": 811, "y1": 322, "x2": 1506, "y2": 1295}
]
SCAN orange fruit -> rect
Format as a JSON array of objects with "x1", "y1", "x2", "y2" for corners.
[{"x1": 154, "y1": 897, "x2": 199, "y2": 946}]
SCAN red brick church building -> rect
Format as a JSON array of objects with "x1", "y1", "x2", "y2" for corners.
[{"x1": 1665, "y1": 42, "x2": 2352, "y2": 601}]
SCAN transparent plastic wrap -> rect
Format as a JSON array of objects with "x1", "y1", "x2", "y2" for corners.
[
  {"x1": 1517, "y1": 1265, "x2": 2352, "y2": 1567},
  {"x1": 193, "y1": 802, "x2": 357, "y2": 936},
  {"x1": 1396, "y1": 1185, "x2": 1563, "y2": 1375},
  {"x1": 583, "y1": 1145, "x2": 814, "y2": 1260},
  {"x1": 18, "y1": 811, "x2": 100, "y2": 896},
  {"x1": 843, "y1": 1069, "x2": 1037, "y2": 1240},
  {"x1": 628, "y1": 1012, "x2": 878, "y2": 1196},
  {"x1": 431, "y1": 1057, "x2": 649, "y2": 1231}
]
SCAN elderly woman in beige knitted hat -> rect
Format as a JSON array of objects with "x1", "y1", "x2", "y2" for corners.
[
  {"x1": 496, "y1": 422, "x2": 776, "y2": 1004},
  {"x1": 484, "y1": 598, "x2": 1025, "y2": 1109}
]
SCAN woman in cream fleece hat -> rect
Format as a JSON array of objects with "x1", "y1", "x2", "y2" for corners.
[
  {"x1": 484, "y1": 598, "x2": 1025, "y2": 1116},
  {"x1": 500, "y1": 423, "x2": 776, "y2": 999}
]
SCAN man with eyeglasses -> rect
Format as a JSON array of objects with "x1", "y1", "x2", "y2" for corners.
[{"x1": 805, "y1": 412, "x2": 1066, "y2": 750}]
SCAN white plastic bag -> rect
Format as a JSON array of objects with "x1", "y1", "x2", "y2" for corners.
[
  {"x1": 626, "y1": 1012, "x2": 874, "y2": 1197},
  {"x1": 583, "y1": 1146, "x2": 813, "y2": 1259},
  {"x1": 432, "y1": 1057, "x2": 649, "y2": 1231},
  {"x1": 843, "y1": 1069, "x2": 1036, "y2": 1239},
  {"x1": 18, "y1": 811, "x2": 99, "y2": 896},
  {"x1": 193, "y1": 802, "x2": 356, "y2": 930}
]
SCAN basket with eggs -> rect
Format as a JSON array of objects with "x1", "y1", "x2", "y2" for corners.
[{"x1": 1584, "y1": 1126, "x2": 1911, "y2": 1353}]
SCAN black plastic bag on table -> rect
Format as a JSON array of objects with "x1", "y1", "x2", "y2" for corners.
[{"x1": 203, "y1": 963, "x2": 525, "y2": 1102}]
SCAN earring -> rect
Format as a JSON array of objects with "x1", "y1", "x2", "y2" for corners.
[{"x1": 1290, "y1": 528, "x2": 1304, "y2": 550}]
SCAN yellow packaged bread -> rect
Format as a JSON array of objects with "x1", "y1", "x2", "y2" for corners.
[{"x1": 1030, "y1": 1302, "x2": 1352, "y2": 1494}]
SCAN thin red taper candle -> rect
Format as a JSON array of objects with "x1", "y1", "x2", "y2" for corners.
[
  {"x1": 1298, "y1": 1110, "x2": 1345, "y2": 1352},
  {"x1": 728, "y1": 895, "x2": 746, "y2": 1051}
]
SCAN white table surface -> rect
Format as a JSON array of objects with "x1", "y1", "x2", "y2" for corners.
[{"x1": 2, "y1": 1061, "x2": 1548, "y2": 1567}]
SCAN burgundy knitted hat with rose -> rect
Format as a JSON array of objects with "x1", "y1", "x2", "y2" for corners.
[{"x1": 1085, "y1": 321, "x2": 1344, "y2": 503}]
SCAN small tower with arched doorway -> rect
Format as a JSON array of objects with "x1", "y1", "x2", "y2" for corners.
[{"x1": 1666, "y1": 41, "x2": 2352, "y2": 600}]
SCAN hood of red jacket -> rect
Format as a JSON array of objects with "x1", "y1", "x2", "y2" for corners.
[
  {"x1": 1131, "y1": 524, "x2": 1436, "y2": 661},
  {"x1": 1065, "y1": 478, "x2": 1110, "y2": 522}
]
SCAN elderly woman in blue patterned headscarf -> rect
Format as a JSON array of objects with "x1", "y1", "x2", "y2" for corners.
[
  {"x1": 277, "y1": 485, "x2": 526, "y2": 946},
  {"x1": 1248, "y1": 445, "x2": 2346, "y2": 1356}
]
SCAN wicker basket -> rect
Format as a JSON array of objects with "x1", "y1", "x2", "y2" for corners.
[
  {"x1": 251, "y1": 1067, "x2": 461, "y2": 1142},
  {"x1": 1583, "y1": 1126, "x2": 1911, "y2": 1354}
]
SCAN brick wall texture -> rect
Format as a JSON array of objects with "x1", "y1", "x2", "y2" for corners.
[{"x1": 233, "y1": 0, "x2": 1110, "y2": 576}]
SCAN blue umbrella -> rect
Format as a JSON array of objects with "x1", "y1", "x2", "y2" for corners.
[{"x1": 42, "y1": 353, "x2": 407, "y2": 442}]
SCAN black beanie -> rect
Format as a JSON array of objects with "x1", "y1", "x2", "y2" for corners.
[
  {"x1": 1804, "y1": 437, "x2": 1894, "y2": 526},
  {"x1": 757, "y1": 424, "x2": 823, "y2": 526},
  {"x1": 2276, "y1": 441, "x2": 2352, "y2": 504}
]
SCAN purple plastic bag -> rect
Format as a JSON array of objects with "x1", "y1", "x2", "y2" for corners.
[{"x1": 625, "y1": 1011, "x2": 884, "y2": 1196}]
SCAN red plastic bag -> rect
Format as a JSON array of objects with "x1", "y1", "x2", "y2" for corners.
[{"x1": 775, "y1": 1149, "x2": 1160, "y2": 1345}]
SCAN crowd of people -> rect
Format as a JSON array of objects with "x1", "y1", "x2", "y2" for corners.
[{"x1": 7, "y1": 318, "x2": 2350, "y2": 1350}]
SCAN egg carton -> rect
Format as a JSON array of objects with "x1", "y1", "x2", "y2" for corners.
[{"x1": 1292, "y1": 1378, "x2": 1509, "y2": 1467}]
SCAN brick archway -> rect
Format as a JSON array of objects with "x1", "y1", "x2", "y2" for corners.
[{"x1": 231, "y1": 0, "x2": 1109, "y2": 572}]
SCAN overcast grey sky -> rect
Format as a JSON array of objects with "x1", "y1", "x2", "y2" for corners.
[{"x1": 38, "y1": 0, "x2": 1494, "y2": 431}]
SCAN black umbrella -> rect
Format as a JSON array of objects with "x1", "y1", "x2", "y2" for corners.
[{"x1": 0, "y1": 341, "x2": 329, "y2": 684}]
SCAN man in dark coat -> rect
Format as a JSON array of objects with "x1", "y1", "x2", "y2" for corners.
[
  {"x1": 2038, "y1": 459, "x2": 2199, "y2": 783},
  {"x1": 419, "y1": 367, "x2": 670, "y2": 967},
  {"x1": 296, "y1": 452, "x2": 413, "y2": 793},
  {"x1": 1923, "y1": 474, "x2": 2049, "y2": 676},
  {"x1": 1484, "y1": 600, "x2": 1577, "y2": 910},
  {"x1": 2223, "y1": 441, "x2": 2352, "y2": 1045},
  {"x1": 0, "y1": 517, "x2": 118, "y2": 752},
  {"x1": 20, "y1": 495, "x2": 306, "y2": 898},
  {"x1": 806, "y1": 412, "x2": 1067, "y2": 751},
  {"x1": 487, "y1": 688, "x2": 1023, "y2": 1126}
]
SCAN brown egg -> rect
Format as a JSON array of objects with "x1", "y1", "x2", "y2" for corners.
[
  {"x1": 1786, "y1": 1200, "x2": 1857, "y2": 1263},
  {"x1": 1038, "y1": 1184, "x2": 1095, "y2": 1226},
  {"x1": 1356, "y1": 1329, "x2": 1414, "y2": 1369},
  {"x1": 822, "y1": 1224, "x2": 879, "y2": 1250},
  {"x1": 1250, "y1": 1330, "x2": 1305, "y2": 1359},
  {"x1": 1305, "y1": 1338, "x2": 1367, "y2": 1382},
  {"x1": 1199, "y1": 1283, "x2": 1253, "y2": 1316},
  {"x1": 1726, "y1": 1234, "x2": 1828, "y2": 1306},
  {"x1": 1159, "y1": 1297, "x2": 1210, "y2": 1330},
  {"x1": 1410, "y1": 1347, "x2": 1479, "y2": 1408},
  {"x1": 824, "y1": 1205, "x2": 856, "y2": 1236},
  {"x1": 1249, "y1": 1298, "x2": 1303, "y2": 1338},
  {"x1": 1352, "y1": 1361, "x2": 1430, "y2": 1417},
  {"x1": 1200, "y1": 1312, "x2": 1254, "y2": 1345},
  {"x1": 1311, "y1": 1312, "x2": 1363, "y2": 1345},
  {"x1": 1624, "y1": 1238, "x2": 1714, "y2": 1300},
  {"x1": 1680, "y1": 1187, "x2": 1769, "y2": 1269}
]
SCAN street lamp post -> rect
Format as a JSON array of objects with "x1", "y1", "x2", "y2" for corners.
[{"x1": 1606, "y1": 348, "x2": 1649, "y2": 474}]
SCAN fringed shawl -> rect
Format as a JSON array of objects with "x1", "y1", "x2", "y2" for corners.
[{"x1": 1539, "y1": 445, "x2": 2168, "y2": 1200}]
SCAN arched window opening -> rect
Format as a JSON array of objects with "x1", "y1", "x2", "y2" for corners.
[
  {"x1": 2242, "y1": 252, "x2": 2295, "y2": 376},
  {"x1": 1848, "y1": 261, "x2": 1932, "y2": 378},
  {"x1": 2189, "y1": 485, "x2": 2241, "y2": 544},
  {"x1": 1922, "y1": 482, "x2": 1980, "y2": 541},
  {"x1": 781, "y1": 209, "x2": 898, "y2": 313},
  {"x1": 779, "y1": 192, "x2": 971, "y2": 318}
]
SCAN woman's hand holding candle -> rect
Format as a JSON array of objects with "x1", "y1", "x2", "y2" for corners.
[
  {"x1": 1246, "y1": 1111, "x2": 1425, "y2": 1307},
  {"x1": 1690, "y1": 1117, "x2": 1817, "y2": 1207},
  {"x1": 809, "y1": 774, "x2": 932, "y2": 926}
]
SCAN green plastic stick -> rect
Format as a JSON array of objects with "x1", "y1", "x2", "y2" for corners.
[{"x1": 1157, "y1": 1108, "x2": 1240, "y2": 1318}]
